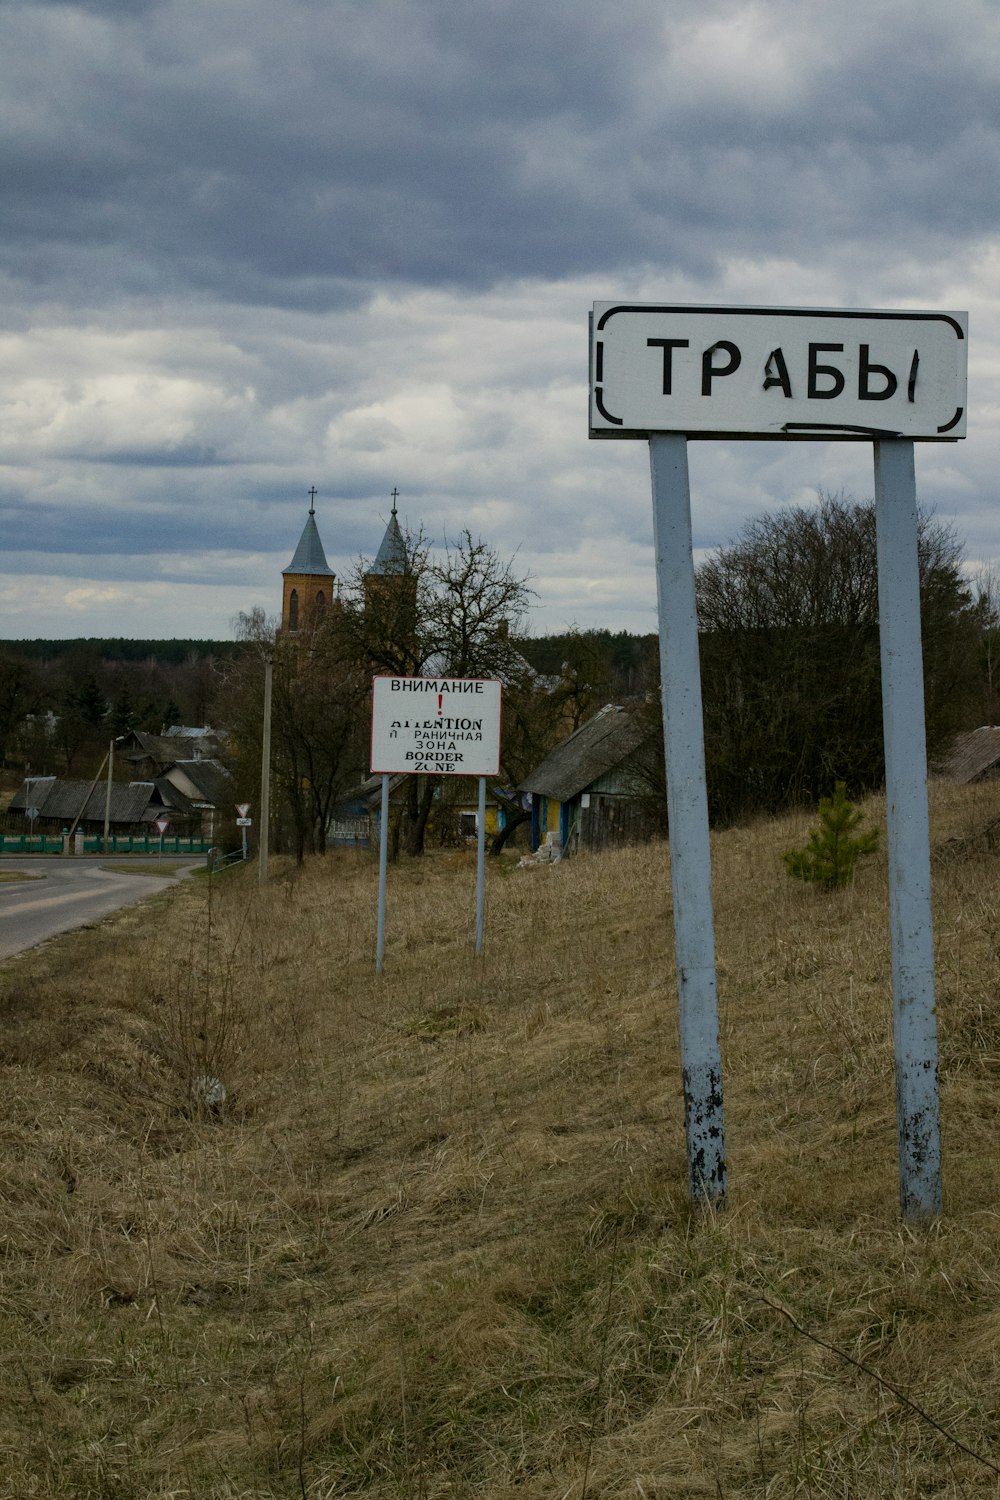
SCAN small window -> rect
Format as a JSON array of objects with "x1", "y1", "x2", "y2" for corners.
[{"x1": 288, "y1": 589, "x2": 299, "y2": 632}]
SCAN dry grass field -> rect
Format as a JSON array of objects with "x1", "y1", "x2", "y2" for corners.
[{"x1": 2, "y1": 782, "x2": 1000, "y2": 1498}]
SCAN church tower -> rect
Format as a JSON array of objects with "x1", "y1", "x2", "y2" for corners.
[
  {"x1": 363, "y1": 489, "x2": 419, "y2": 657},
  {"x1": 281, "y1": 488, "x2": 335, "y2": 635},
  {"x1": 363, "y1": 489, "x2": 409, "y2": 605}
]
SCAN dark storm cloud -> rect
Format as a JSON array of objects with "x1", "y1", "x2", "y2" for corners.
[
  {"x1": 2, "y1": 0, "x2": 999, "y2": 638},
  {"x1": 2, "y1": 0, "x2": 998, "y2": 312}
]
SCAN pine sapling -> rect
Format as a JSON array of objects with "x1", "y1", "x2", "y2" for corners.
[{"x1": 784, "y1": 781, "x2": 879, "y2": 889}]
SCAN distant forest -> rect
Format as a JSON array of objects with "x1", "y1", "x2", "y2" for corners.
[
  {"x1": 0, "y1": 628, "x2": 656, "y2": 783},
  {"x1": 3, "y1": 487, "x2": 998, "y2": 828},
  {"x1": 0, "y1": 638, "x2": 241, "y2": 665},
  {"x1": 0, "y1": 632, "x2": 649, "y2": 675}
]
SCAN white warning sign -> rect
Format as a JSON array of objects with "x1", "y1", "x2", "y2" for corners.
[{"x1": 370, "y1": 676, "x2": 502, "y2": 777}]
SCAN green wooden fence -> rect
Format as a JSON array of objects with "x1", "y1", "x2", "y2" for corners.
[{"x1": 0, "y1": 833, "x2": 211, "y2": 855}]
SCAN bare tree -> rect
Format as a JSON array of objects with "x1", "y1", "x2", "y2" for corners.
[
  {"x1": 223, "y1": 607, "x2": 368, "y2": 864},
  {"x1": 695, "y1": 491, "x2": 980, "y2": 820},
  {"x1": 341, "y1": 527, "x2": 535, "y2": 855}
]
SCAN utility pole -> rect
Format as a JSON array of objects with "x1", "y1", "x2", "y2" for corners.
[
  {"x1": 259, "y1": 655, "x2": 273, "y2": 887},
  {"x1": 103, "y1": 737, "x2": 114, "y2": 853}
]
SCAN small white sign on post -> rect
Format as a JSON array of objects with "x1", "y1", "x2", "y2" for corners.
[
  {"x1": 371, "y1": 676, "x2": 502, "y2": 776},
  {"x1": 370, "y1": 677, "x2": 503, "y2": 973}
]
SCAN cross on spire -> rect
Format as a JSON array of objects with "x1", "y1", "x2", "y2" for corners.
[
  {"x1": 308, "y1": 485, "x2": 318, "y2": 515},
  {"x1": 390, "y1": 487, "x2": 399, "y2": 516}
]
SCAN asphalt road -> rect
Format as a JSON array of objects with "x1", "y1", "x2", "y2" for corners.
[{"x1": 0, "y1": 856, "x2": 202, "y2": 962}]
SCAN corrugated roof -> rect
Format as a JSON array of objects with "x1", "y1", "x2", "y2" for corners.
[
  {"x1": 283, "y1": 511, "x2": 334, "y2": 577},
  {"x1": 368, "y1": 511, "x2": 408, "y2": 576},
  {"x1": 935, "y1": 726, "x2": 1000, "y2": 783},
  {"x1": 519, "y1": 706, "x2": 651, "y2": 802},
  {"x1": 11, "y1": 778, "x2": 165, "y2": 824}
]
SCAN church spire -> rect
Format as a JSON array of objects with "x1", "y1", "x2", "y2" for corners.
[
  {"x1": 281, "y1": 488, "x2": 335, "y2": 635},
  {"x1": 284, "y1": 489, "x2": 334, "y2": 577},
  {"x1": 368, "y1": 488, "x2": 408, "y2": 577}
]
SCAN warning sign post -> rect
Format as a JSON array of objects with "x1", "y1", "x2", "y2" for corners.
[
  {"x1": 371, "y1": 676, "x2": 502, "y2": 776},
  {"x1": 371, "y1": 676, "x2": 502, "y2": 972}
]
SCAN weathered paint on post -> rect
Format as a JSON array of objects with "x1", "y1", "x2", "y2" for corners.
[
  {"x1": 376, "y1": 773, "x2": 390, "y2": 975},
  {"x1": 649, "y1": 434, "x2": 727, "y2": 1204},
  {"x1": 873, "y1": 438, "x2": 943, "y2": 1218}
]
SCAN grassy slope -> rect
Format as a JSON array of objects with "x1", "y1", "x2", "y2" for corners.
[{"x1": 2, "y1": 784, "x2": 1000, "y2": 1497}]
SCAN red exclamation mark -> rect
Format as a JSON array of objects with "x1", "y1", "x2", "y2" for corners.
[{"x1": 437, "y1": 692, "x2": 443, "y2": 719}]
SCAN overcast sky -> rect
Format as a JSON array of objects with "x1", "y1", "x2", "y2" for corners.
[{"x1": 2, "y1": 0, "x2": 999, "y2": 641}]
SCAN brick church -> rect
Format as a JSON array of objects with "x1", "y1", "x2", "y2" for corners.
[{"x1": 280, "y1": 487, "x2": 410, "y2": 636}]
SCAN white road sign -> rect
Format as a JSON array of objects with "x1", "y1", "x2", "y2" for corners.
[
  {"x1": 236, "y1": 817, "x2": 252, "y2": 827},
  {"x1": 371, "y1": 676, "x2": 502, "y2": 776},
  {"x1": 590, "y1": 303, "x2": 968, "y2": 441},
  {"x1": 236, "y1": 802, "x2": 251, "y2": 817},
  {"x1": 154, "y1": 818, "x2": 169, "y2": 834}
]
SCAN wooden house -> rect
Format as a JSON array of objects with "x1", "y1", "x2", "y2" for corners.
[
  {"x1": 519, "y1": 705, "x2": 659, "y2": 855},
  {"x1": 120, "y1": 727, "x2": 223, "y2": 779},
  {"x1": 329, "y1": 775, "x2": 524, "y2": 849},
  {"x1": 9, "y1": 776, "x2": 177, "y2": 836},
  {"x1": 157, "y1": 758, "x2": 234, "y2": 841},
  {"x1": 935, "y1": 726, "x2": 1000, "y2": 783}
]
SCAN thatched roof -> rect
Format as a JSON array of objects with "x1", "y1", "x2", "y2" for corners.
[
  {"x1": 519, "y1": 706, "x2": 649, "y2": 802},
  {"x1": 936, "y1": 726, "x2": 1000, "y2": 784}
]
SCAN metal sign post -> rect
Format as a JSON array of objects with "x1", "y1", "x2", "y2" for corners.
[
  {"x1": 370, "y1": 676, "x2": 502, "y2": 971},
  {"x1": 236, "y1": 803, "x2": 252, "y2": 861},
  {"x1": 475, "y1": 775, "x2": 487, "y2": 956},
  {"x1": 650, "y1": 435, "x2": 727, "y2": 1203},
  {"x1": 376, "y1": 774, "x2": 390, "y2": 975},
  {"x1": 874, "y1": 439, "x2": 942, "y2": 1217},
  {"x1": 591, "y1": 301, "x2": 968, "y2": 1218}
]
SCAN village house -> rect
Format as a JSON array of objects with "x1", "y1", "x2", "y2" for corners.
[
  {"x1": 519, "y1": 704, "x2": 660, "y2": 855},
  {"x1": 9, "y1": 775, "x2": 178, "y2": 839},
  {"x1": 935, "y1": 725, "x2": 1000, "y2": 783}
]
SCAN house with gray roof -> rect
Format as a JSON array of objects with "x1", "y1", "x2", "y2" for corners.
[
  {"x1": 158, "y1": 758, "x2": 234, "y2": 840},
  {"x1": 519, "y1": 704, "x2": 661, "y2": 854},
  {"x1": 120, "y1": 727, "x2": 223, "y2": 778},
  {"x1": 935, "y1": 726, "x2": 1000, "y2": 783},
  {"x1": 9, "y1": 776, "x2": 175, "y2": 835}
]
